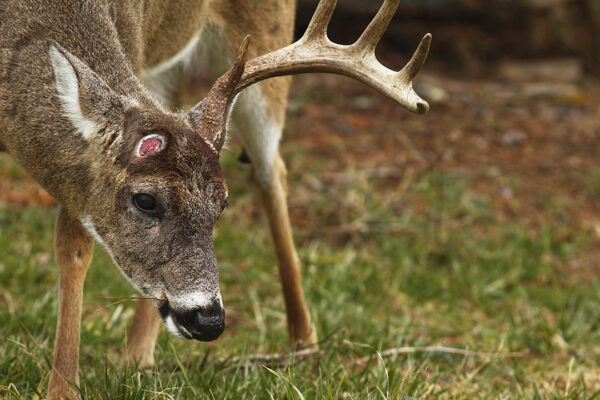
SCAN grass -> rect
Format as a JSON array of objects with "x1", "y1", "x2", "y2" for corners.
[{"x1": 1, "y1": 138, "x2": 600, "y2": 399}]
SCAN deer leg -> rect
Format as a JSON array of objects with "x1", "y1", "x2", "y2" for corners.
[
  {"x1": 255, "y1": 153, "x2": 318, "y2": 347},
  {"x1": 224, "y1": 79, "x2": 318, "y2": 347},
  {"x1": 47, "y1": 208, "x2": 94, "y2": 400},
  {"x1": 203, "y1": 0, "x2": 316, "y2": 347},
  {"x1": 125, "y1": 299, "x2": 161, "y2": 368}
]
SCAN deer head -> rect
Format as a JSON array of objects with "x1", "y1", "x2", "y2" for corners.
[
  {"x1": 49, "y1": 41, "x2": 229, "y2": 341},
  {"x1": 47, "y1": 0, "x2": 431, "y2": 342}
]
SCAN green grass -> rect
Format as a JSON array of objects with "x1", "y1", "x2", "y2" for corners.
[{"x1": 1, "y1": 147, "x2": 600, "y2": 399}]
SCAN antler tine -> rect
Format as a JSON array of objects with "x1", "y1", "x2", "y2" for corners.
[
  {"x1": 400, "y1": 33, "x2": 432, "y2": 82},
  {"x1": 303, "y1": 0, "x2": 338, "y2": 41},
  {"x1": 199, "y1": 35, "x2": 250, "y2": 150},
  {"x1": 390, "y1": 33, "x2": 432, "y2": 115},
  {"x1": 212, "y1": 35, "x2": 250, "y2": 98},
  {"x1": 353, "y1": 0, "x2": 401, "y2": 54}
]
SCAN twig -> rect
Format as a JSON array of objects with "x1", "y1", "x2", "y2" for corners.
[
  {"x1": 319, "y1": 222, "x2": 417, "y2": 236},
  {"x1": 215, "y1": 327, "x2": 345, "y2": 368},
  {"x1": 186, "y1": 341, "x2": 526, "y2": 371},
  {"x1": 353, "y1": 345, "x2": 527, "y2": 366},
  {"x1": 399, "y1": 132, "x2": 428, "y2": 166}
]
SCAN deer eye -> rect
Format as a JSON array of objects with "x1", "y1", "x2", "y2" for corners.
[{"x1": 133, "y1": 193, "x2": 157, "y2": 214}]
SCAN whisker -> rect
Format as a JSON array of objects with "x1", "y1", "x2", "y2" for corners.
[{"x1": 98, "y1": 296, "x2": 168, "y2": 302}]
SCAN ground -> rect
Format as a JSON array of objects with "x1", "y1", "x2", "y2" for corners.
[{"x1": 1, "y1": 52, "x2": 600, "y2": 398}]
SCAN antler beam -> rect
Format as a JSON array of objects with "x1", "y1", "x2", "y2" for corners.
[
  {"x1": 235, "y1": 0, "x2": 432, "y2": 114},
  {"x1": 197, "y1": 0, "x2": 432, "y2": 152}
]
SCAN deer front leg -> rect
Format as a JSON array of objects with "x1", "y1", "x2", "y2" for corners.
[
  {"x1": 126, "y1": 298, "x2": 161, "y2": 368},
  {"x1": 208, "y1": 0, "x2": 316, "y2": 346},
  {"x1": 217, "y1": 40, "x2": 317, "y2": 346},
  {"x1": 47, "y1": 208, "x2": 94, "y2": 400},
  {"x1": 255, "y1": 152, "x2": 318, "y2": 347}
]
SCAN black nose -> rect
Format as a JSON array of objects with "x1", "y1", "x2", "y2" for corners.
[{"x1": 171, "y1": 301, "x2": 225, "y2": 341}]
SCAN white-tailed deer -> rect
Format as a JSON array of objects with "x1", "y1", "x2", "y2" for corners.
[{"x1": 0, "y1": 0, "x2": 430, "y2": 398}]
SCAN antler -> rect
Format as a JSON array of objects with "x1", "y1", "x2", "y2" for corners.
[
  {"x1": 199, "y1": 36, "x2": 250, "y2": 150},
  {"x1": 198, "y1": 0, "x2": 431, "y2": 151},
  {"x1": 238, "y1": 0, "x2": 431, "y2": 114}
]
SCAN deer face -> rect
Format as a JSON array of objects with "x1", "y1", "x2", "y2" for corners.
[
  {"x1": 49, "y1": 43, "x2": 229, "y2": 341},
  {"x1": 90, "y1": 120, "x2": 228, "y2": 341}
]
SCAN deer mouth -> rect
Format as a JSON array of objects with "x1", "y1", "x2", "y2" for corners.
[{"x1": 158, "y1": 299, "x2": 225, "y2": 342}]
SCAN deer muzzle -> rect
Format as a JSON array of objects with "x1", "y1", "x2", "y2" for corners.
[{"x1": 159, "y1": 297, "x2": 225, "y2": 341}]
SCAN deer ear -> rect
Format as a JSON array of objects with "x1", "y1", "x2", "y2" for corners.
[{"x1": 48, "y1": 40, "x2": 122, "y2": 141}]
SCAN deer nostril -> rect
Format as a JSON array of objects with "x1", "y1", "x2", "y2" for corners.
[
  {"x1": 198, "y1": 300, "x2": 223, "y2": 319},
  {"x1": 169, "y1": 300, "x2": 225, "y2": 342}
]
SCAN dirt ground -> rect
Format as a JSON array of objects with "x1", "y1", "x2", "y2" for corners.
[{"x1": 284, "y1": 67, "x2": 600, "y2": 228}]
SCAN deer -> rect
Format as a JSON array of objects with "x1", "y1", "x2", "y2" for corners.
[{"x1": 0, "y1": 0, "x2": 430, "y2": 398}]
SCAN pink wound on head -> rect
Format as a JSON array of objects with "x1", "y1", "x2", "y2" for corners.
[{"x1": 137, "y1": 135, "x2": 165, "y2": 157}]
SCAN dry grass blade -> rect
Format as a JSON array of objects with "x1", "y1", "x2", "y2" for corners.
[
  {"x1": 211, "y1": 340, "x2": 527, "y2": 370},
  {"x1": 217, "y1": 347, "x2": 323, "y2": 368}
]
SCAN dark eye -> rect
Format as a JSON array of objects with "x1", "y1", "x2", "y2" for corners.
[
  {"x1": 133, "y1": 193, "x2": 157, "y2": 214},
  {"x1": 221, "y1": 199, "x2": 228, "y2": 212}
]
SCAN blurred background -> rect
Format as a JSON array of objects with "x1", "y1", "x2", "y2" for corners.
[
  {"x1": 1, "y1": 1, "x2": 600, "y2": 397},
  {"x1": 288, "y1": 0, "x2": 600, "y2": 239},
  {"x1": 300, "y1": 0, "x2": 600, "y2": 76}
]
